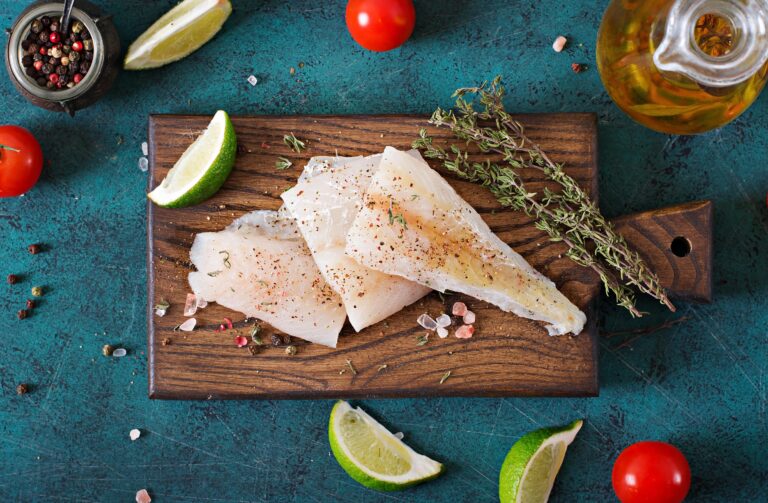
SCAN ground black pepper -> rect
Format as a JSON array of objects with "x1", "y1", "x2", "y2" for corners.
[{"x1": 20, "y1": 15, "x2": 94, "y2": 91}]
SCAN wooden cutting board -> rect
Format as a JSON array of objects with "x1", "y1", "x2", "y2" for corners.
[{"x1": 147, "y1": 114, "x2": 712, "y2": 400}]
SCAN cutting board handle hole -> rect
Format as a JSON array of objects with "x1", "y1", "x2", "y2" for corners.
[{"x1": 670, "y1": 236, "x2": 692, "y2": 257}]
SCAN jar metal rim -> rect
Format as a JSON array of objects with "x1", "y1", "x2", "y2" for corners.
[{"x1": 7, "y1": 3, "x2": 105, "y2": 103}]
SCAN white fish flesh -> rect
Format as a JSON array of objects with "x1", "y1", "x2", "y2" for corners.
[
  {"x1": 188, "y1": 210, "x2": 346, "y2": 347},
  {"x1": 281, "y1": 154, "x2": 431, "y2": 331},
  {"x1": 345, "y1": 147, "x2": 587, "y2": 336}
]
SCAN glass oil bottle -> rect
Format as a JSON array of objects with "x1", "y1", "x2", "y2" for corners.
[{"x1": 597, "y1": 0, "x2": 768, "y2": 134}]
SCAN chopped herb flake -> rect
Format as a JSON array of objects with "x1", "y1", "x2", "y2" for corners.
[
  {"x1": 439, "y1": 370, "x2": 452, "y2": 384},
  {"x1": 219, "y1": 250, "x2": 231, "y2": 269}
]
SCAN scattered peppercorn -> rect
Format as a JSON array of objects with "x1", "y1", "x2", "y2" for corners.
[
  {"x1": 17, "y1": 309, "x2": 28, "y2": 320},
  {"x1": 270, "y1": 334, "x2": 282, "y2": 346},
  {"x1": 31, "y1": 286, "x2": 43, "y2": 297},
  {"x1": 25, "y1": 299, "x2": 35, "y2": 310},
  {"x1": 248, "y1": 345, "x2": 260, "y2": 356},
  {"x1": 102, "y1": 344, "x2": 114, "y2": 356},
  {"x1": 27, "y1": 243, "x2": 41, "y2": 254},
  {"x1": 161, "y1": 338, "x2": 171, "y2": 346},
  {"x1": 285, "y1": 345, "x2": 297, "y2": 355},
  {"x1": 16, "y1": 383, "x2": 28, "y2": 395},
  {"x1": 7, "y1": 274, "x2": 18, "y2": 284}
]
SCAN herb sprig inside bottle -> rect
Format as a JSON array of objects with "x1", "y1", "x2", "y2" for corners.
[{"x1": 412, "y1": 77, "x2": 674, "y2": 317}]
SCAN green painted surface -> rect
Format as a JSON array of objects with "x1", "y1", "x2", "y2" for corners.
[{"x1": 1, "y1": 1, "x2": 766, "y2": 501}]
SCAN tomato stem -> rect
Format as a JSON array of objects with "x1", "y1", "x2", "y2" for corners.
[{"x1": 0, "y1": 144, "x2": 20, "y2": 152}]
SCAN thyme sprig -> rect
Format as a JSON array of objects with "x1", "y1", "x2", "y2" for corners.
[{"x1": 412, "y1": 77, "x2": 674, "y2": 316}]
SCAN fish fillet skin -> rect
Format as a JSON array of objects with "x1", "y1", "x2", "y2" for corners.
[
  {"x1": 281, "y1": 154, "x2": 431, "y2": 332},
  {"x1": 188, "y1": 210, "x2": 346, "y2": 347},
  {"x1": 345, "y1": 146, "x2": 587, "y2": 336}
]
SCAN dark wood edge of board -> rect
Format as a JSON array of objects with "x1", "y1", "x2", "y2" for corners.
[{"x1": 146, "y1": 113, "x2": 601, "y2": 400}]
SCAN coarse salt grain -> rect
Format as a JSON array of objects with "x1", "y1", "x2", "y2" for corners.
[
  {"x1": 435, "y1": 313, "x2": 451, "y2": 327},
  {"x1": 179, "y1": 318, "x2": 196, "y2": 332},
  {"x1": 437, "y1": 327, "x2": 449, "y2": 339},
  {"x1": 417, "y1": 313, "x2": 438, "y2": 331},
  {"x1": 196, "y1": 297, "x2": 208, "y2": 309},
  {"x1": 463, "y1": 311, "x2": 476, "y2": 324},
  {"x1": 455, "y1": 325, "x2": 475, "y2": 339},
  {"x1": 129, "y1": 428, "x2": 141, "y2": 441},
  {"x1": 138, "y1": 157, "x2": 148, "y2": 172},
  {"x1": 394, "y1": 432, "x2": 404, "y2": 440},
  {"x1": 452, "y1": 302, "x2": 467, "y2": 316},
  {"x1": 112, "y1": 348, "x2": 127, "y2": 357},
  {"x1": 553, "y1": 35, "x2": 568, "y2": 52},
  {"x1": 247, "y1": 75, "x2": 258, "y2": 86},
  {"x1": 154, "y1": 307, "x2": 167, "y2": 317},
  {"x1": 135, "y1": 489, "x2": 151, "y2": 503},
  {"x1": 141, "y1": 142, "x2": 148, "y2": 156},
  {"x1": 234, "y1": 335, "x2": 248, "y2": 347},
  {"x1": 183, "y1": 293, "x2": 198, "y2": 316}
]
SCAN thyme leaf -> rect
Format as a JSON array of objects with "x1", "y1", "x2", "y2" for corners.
[
  {"x1": 283, "y1": 133, "x2": 306, "y2": 153},
  {"x1": 345, "y1": 358, "x2": 358, "y2": 375},
  {"x1": 416, "y1": 334, "x2": 430, "y2": 346},
  {"x1": 439, "y1": 370, "x2": 452, "y2": 384},
  {"x1": 207, "y1": 270, "x2": 223, "y2": 277},
  {"x1": 275, "y1": 157, "x2": 293, "y2": 170}
]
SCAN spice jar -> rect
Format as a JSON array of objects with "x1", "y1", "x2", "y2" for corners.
[{"x1": 4, "y1": 0, "x2": 120, "y2": 116}]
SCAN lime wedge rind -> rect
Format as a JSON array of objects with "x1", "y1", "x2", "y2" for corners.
[
  {"x1": 124, "y1": 0, "x2": 232, "y2": 70},
  {"x1": 329, "y1": 401, "x2": 444, "y2": 491},
  {"x1": 148, "y1": 110, "x2": 236, "y2": 208},
  {"x1": 499, "y1": 419, "x2": 583, "y2": 503}
]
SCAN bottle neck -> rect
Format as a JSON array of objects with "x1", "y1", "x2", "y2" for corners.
[{"x1": 654, "y1": 0, "x2": 768, "y2": 87}]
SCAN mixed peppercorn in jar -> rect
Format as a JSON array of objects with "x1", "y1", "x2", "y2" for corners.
[{"x1": 19, "y1": 14, "x2": 95, "y2": 90}]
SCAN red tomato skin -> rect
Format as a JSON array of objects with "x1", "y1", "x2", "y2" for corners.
[
  {"x1": 0, "y1": 126, "x2": 43, "y2": 197},
  {"x1": 345, "y1": 0, "x2": 416, "y2": 52},
  {"x1": 612, "y1": 441, "x2": 691, "y2": 503}
]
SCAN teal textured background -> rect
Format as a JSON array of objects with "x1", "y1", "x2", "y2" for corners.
[{"x1": 1, "y1": 1, "x2": 766, "y2": 501}]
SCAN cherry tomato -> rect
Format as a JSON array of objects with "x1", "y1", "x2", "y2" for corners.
[
  {"x1": 345, "y1": 0, "x2": 416, "y2": 52},
  {"x1": 612, "y1": 441, "x2": 691, "y2": 503},
  {"x1": 0, "y1": 126, "x2": 43, "y2": 197}
]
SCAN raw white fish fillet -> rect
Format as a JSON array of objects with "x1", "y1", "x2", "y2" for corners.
[
  {"x1": 345, "y1": 147, "x2": 587, "y2": 336},
  {"x1": 281, "y1": 154, "x2": 431, "y2": 331},
  {"x1": 188, "y1": 210, "x2": 346, "y2": 347}
]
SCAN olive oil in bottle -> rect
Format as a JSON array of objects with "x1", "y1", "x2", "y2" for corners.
[{"x1": 597, "y1": 0, "x2": 768, "y2": 135}]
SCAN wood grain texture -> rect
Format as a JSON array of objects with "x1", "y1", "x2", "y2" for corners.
[
  {"x1": 612, "y1": 200, "x2": 713, "y2": 303},
  {"x1": 146, "y1": 114, "x2": 706, "y2": 400}
]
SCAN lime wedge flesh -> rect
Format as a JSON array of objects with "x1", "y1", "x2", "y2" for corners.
[
  {"x1": 329, "y1": 401, "x2": 443, "y2": 491},
  {"x1": 124, "y1": 0, "x2": 232, "y2": 70},
  {"x1": 499, "y1": 419, "x2": 583, "y2": 503},
  {"x1": 148, "y1": 110, "x2": 236, "y2": 208}
]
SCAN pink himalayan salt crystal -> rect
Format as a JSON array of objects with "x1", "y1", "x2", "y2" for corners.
[
  {"x1": 179, "y1": 318, "x2": 196, "y2": 331},
  {"x1": 184, "y1": 293, "x2": 198, "y2": 316},
  {"x1": 452, "y1": 302, "x2": 467, "y2": 316},
  {"x1": 136, "y1": 489, "x2": 151, "y2": 503},
  {"x1": 234, "y1": 335, "x2": 248, "y2": 347},
  {"x1": 463, "y1": 311, "x2": 476, "y2": 324},
  {"x1": 455, "y1": 325, "x2": 475, "y2": 339},
  {"x1": 552, "y1": 35, "x2": 568, "y2": 53}
]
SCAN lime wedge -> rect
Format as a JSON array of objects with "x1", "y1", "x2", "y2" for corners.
[
  {"x1": 124, "y1": 0, "x2": 232, "y2": 70},
  {"x1": 148, "y1": 110, "x2": 236, "y2": 208},
  {"x1": 499, "y1": 419, "x2": 583, "y2": 503},
  {"x1": 329, "y1": 401, "x2": 444, "y2": 491}
]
